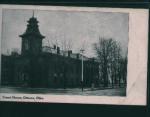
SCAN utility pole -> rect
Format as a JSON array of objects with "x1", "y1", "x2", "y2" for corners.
[{"x1": 80, "y1": 49, "x2": 85, "y2": 92}]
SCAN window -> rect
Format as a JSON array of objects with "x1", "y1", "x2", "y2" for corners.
[{"x1": 24, "y1": 40, "x2": 29, "y2": 50}]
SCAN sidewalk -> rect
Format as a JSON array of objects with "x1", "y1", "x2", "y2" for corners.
[
  {"x1": 0, "y1": 86, "x2": 126, "y2": 96},
  {"x1": 0, "y1": 85, "x2": 125, "y2": 91}
]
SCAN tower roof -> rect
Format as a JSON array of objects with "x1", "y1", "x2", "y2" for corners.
[{"x1": 20, "y1": 14, "x2": 45, "y2": 39}]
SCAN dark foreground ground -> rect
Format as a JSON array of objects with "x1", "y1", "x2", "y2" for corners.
[{"x1": 0, "y1": 86, "x2": 126, "y2": 96}]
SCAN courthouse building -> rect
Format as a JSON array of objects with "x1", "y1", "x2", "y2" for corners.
[{"x1": 1, "y1": 15, "x2": 100, "y2": 88}]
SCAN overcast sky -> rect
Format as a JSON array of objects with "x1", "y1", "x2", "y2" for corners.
[{"x1": 1, "y1": 9, "x2": 129, "y2": 57}]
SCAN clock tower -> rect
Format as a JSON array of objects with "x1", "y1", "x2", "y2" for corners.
[{"x1": 20, "y1": 13, "x2": 45, "y2": 56}]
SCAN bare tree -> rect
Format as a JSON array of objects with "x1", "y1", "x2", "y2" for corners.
[
  {"x1": 94, "y1": 37, "x2": 125, "y2": 88},
  {"x1": 11, "y1": 48, "x2": 20, "y2": 56},
  {"x1": 119, "y1": 56, "x2": 127, "y2": 87},
  {"x1": 61, "y1": 38, "x2": 73, "y2": 51}
]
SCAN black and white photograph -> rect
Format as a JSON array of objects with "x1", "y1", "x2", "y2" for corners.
[{"x1": 0, "y1": 5, "x2": 148, "y2": 105}]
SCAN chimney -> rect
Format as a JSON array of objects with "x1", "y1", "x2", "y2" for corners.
[
  {"x1": 53, "y1": 45, "x2": 56, "y2": 49},
  {"x1": 68, "y1": 50, "x2": 72, "y2": 57},
  {"x1": 57, "y1": 47, "x2": 60, "y2": 54},
  {"x1": 76, "y1": 54, "x2": 79, "y2": 59}
]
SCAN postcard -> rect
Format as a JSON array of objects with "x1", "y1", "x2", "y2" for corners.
[{"x1": 0, "y1": 5, "x2": 148, "y2": 105}]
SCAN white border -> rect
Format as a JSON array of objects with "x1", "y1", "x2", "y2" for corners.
[{"x1": 0, "y1": 5, "x2": 149, "y2": 105}]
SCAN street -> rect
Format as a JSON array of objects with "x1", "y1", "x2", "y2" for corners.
[{"x1": 0, "y1": 87, "x2": 126, "y2": 96}]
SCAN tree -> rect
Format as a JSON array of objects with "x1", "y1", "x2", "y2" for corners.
[
  {"x1": 11, "y1": 48, "x2": 20, "y2": 56},
  {"x1": 93, "y1": 37, "x2": 126, "y2": 88},
  {"x1": 61, "y1": 38, "x2": 73, "y2": 51},
  {"x1": 120, "y1": 56, "x2": 127, "y2": 87}
]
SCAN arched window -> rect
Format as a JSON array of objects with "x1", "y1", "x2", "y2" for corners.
[{"x1": 24, "y1": 40, "x2": 29, "y2": 50}]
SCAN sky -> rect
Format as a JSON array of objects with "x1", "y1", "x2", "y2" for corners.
[{"x1": 1, "y1": 9, "x2": 129, "y2": 57}]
